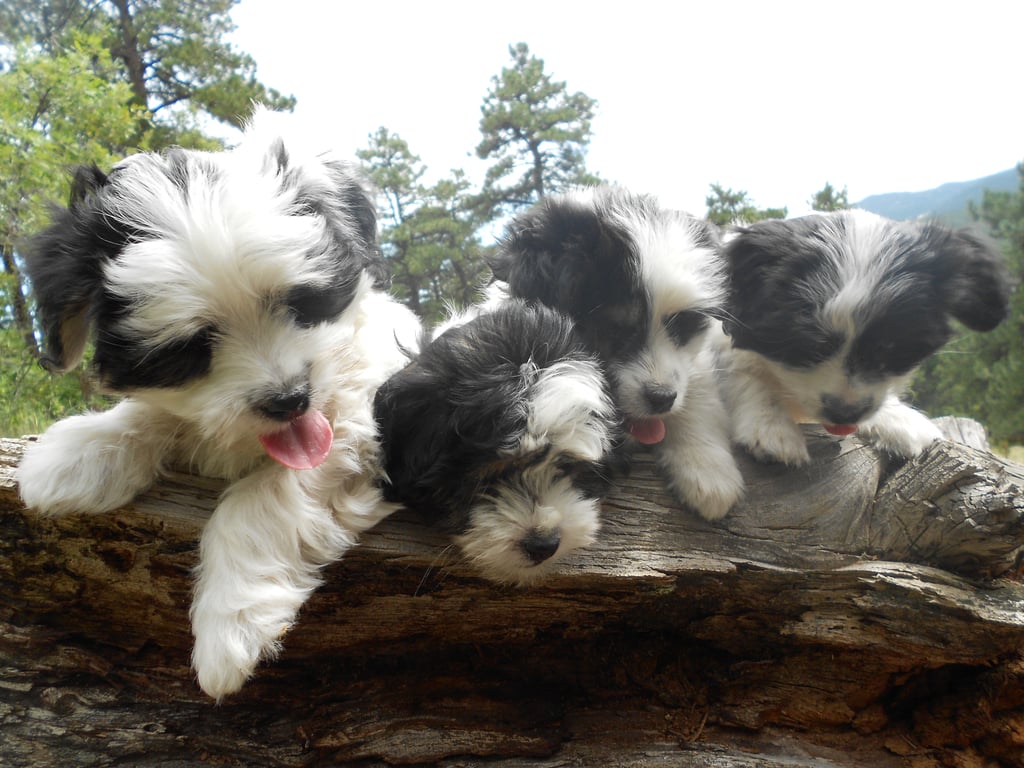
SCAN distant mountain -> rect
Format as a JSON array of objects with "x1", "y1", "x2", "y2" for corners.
[{"x1": 855, "y1": 167, "x2": 1019, "y2": 224}]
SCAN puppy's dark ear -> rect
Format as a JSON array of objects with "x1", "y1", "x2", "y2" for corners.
[
  {"x1": 373, "y1": 358, "x2": 450, "y2": 514},
  {"x1": 314, "y1": 158, "x2": 377, "y2": 248},
  {"x1": 25, "y1": 164, "x2": 126, "y2": 373},
  {"x1": 491, "y1": 199, "x2": 624, "y2": 311},
  {"x1": 721, "y1": 220, "x2": 787, "y2": 337},
  {"x1": 337, "y1": 173, "x2": 378, "y2": 251},
  {"x1": 324, "y1": 160, "x2": 388, "y2": 287},
  {"x1": 933, "y1": 226, "x2": 1012, "y2": 332}
]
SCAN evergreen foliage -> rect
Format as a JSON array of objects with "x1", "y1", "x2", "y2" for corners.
[
  {"x1": 0, "y1": 0, "x2": 294, "y2": 138},
  {"x1": 475, "y1": 43, "x2": 600, "y2": 218},
  {"x1": 357, "y1": 129, "x2": 487, "y2": 323},
  {"x1": 810, "y1": 182, "x2": 850, "y2": 212},
  {"x1": 705, "y1": 183, "x2": 787, "y2": 226}
]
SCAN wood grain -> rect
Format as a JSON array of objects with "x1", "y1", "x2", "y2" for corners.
[{"x1": 2, "y1": 421, "x2": 1023, "y2": 767}]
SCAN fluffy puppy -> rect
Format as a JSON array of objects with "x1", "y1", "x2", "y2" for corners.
[
  {"x1": 490, "y1": 186, "x2": 743, "y2": 521},
  {"x1": 16, "y1": 110, "x2": 421, "y2": 699},
  {"x1": 718, "y1": 209, "x2": 1011, "y2": 465},
  {"x1": 374, "y1": 300, "x2": 619, "y2": 585}
]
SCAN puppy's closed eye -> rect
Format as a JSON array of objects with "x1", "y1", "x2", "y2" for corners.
[
  {"x1": 96, "y1": 324, "x2": 215, "y2": 390},
  {"x1": 284, "y1": 283, "x2": 355, "y2": 327},
  {"x1": 555, "y1": 456, "x2": 612, "y2": 498},
  {"x1": 663, "y1": 310, "x2": 709, "y2": 346}
]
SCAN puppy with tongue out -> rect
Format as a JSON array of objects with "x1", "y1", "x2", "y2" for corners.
[
  {"x1": 259, "y1": 403, "x2": 335, "y2": 470},
  {"x1": 490, "y1": 186, "x2": 745, "y2": 521},
  {"x1": 15, "y1": 109, "x2": 423, "y2": 701},
  {"x1": 718, "y1": 210, "x2": 1011, "y2": 466},
  {"x1": 628, "y1": 416, "x2": 667, "y2": 446}
]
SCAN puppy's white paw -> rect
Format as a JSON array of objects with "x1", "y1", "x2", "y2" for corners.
[
  {"x1": 862, "y1": 407, "x2": 942, "y2": 460},
  {"x1": 685, "y1": 464, "x2": 745, "y2": 521},
  {"x1": 17, "y1": 411, "x2": 162, "y2": 515},
  {"x1": 190, "y1": 603, "x2": 290, "y2": 701},
  {"x1": 735, "y1": 419, "x2": 811, "y2": 467},
  {"x1": 660, "y1": 446, "x2": 745, "y2": 521}
]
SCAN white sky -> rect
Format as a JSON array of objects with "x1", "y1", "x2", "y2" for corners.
[{"x1": 228, "y1": 0, "x2": 1022, "y2": 221}]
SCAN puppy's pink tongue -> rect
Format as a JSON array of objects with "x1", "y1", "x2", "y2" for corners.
[
  {"x1": 259, "y1": 410, "x2": 333, "y2": 469},
  {"x1": 628, "y1": 417, "x2": 667, "y2": 445},
  {"x1": 823, "y1": 423, "x2": 858, "y2": 437}
]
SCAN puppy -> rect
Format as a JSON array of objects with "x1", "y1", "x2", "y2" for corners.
[
  {"x1": 718, "y1": 209, "x2": 1011, "y2": 466},
  {"x1": 16, "y1": 110, "x2": 421, "y2": 699},
  {"x1": 374, "y1": 300, "x2": 619, "y2": 585},
  {"x1": 490, "y1": 185, "x2": 743, "y2": 521}
]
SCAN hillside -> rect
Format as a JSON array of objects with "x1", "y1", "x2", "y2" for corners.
[{"x1": 855, "y1": 167, "x2": 1018, "y2": 224}]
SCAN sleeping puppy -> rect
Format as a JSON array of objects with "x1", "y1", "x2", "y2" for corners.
[
  {"x1": 718, "y1": 209, "x2": 1011, "y2": 465},
  {"x1": 374, "y1": 300, "x2": 620, "y2": 584},
  {"x1": 490, "y1": 185, "x2": 743, "y2": 521},
  {"x1": 16, "y1": 109, "x2": 421, "y2": 699}
]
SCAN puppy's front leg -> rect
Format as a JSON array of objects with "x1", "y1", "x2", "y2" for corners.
[
  {"x1": 724, "y1": 360, "x2": 811, "y2": 467},
  {"x1": 17, "y1": 399, "x2": 172, "y2": 516},
  {"x1": 189, "y1": 465, "x2": 362, "y2": 701},
  {"x1": 658, "y1": 368, "x2": 744, "y2": 521},
  {"x1": 859, "y1": 395, "x2": 942, "y2": 459}
]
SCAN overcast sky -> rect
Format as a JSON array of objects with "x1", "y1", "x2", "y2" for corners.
[{"x1": 228, "y1": 0, "x2": 1022, "y2": 221}]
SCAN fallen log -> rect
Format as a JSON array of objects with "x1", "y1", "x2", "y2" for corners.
[{"x1": 1, "y1": 418, "x2": 1023, "y2": 767}]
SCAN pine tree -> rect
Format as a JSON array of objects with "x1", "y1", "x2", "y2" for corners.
[
  {"x1": 705, "y1": 184, "x2": 787, "y2": 226},
  {"x1": 359, "y1": 129, "x2": 486, "y2": 323},
  {"x1": 810, "y1": 182, "x2": 850, "y2": 212},
  {"x1": 475, "y1": 43, "x2": 599, "y2": 218},
  {"x1": 0, "y1": 0, "x2": 294, "y2": 145}
]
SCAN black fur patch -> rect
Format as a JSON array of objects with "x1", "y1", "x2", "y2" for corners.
[
  {"x1": 724, "y1": 217, "x2": 847, "y2": 368},
  {"x1": 490, "y1": 191, "x2": 650, "y2": 364},
  {"x1": 375, "y1": 301, "x2": 617, "y2": 531},
  {"x1": 723, "y1": 212, "x2": 1012, "y2": 374},
  {"x1": 25, "y1": 165, "x2": 130, "y2": 371},
  {"x1": 664, "y1": 310, "x2": 710, "y2": 347}
]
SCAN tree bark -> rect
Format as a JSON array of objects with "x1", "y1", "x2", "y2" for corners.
[
  {"x1": 0, "y1": 244, "x2": 38, "y2": 357},
  {"x1": 108, "y1": 0, "x2": 150, "y2": 111},
  {"x1": 2, "y1": 419, "x2": 1023, "y2": 767}
]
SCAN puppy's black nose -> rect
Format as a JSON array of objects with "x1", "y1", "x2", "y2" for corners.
[
  {"x1": 260, "y1": 387, "x2": 311, "y2": 421},
  {"x1": 521, "y1": 529, "x2": 561, "y2": 565},
  {"x1": 643, "y1": 384, "x2": 677, "y2": 414},
  {"x1": 820, "y1": 394, "x2": 873, "y2": 425}
]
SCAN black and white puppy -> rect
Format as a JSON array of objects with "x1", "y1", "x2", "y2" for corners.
[
  {"x1": 490, "y1": 186, "x2": 743, "y2": 521},
  {"x1": 718, "y1": 209, "x2": 1011, "y2": 465},
  {"x1": 374, "y1": 300, "x2": 619, "y2": 585},
  {"x1": 16, "y1": 109, "x2": 421, "y2": 699}
]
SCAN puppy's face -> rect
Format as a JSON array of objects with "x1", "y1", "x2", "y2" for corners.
[
  {"x1": 491, "y1": 186, "x2": 727, "y2": 445},
  {"x1": 375, "y1": 302, "x2": 618, "y2": 585},
  {"x1": 27, "y1": 114, "x2": 385, "y2": 469},
  {"x1": 724, "y1": 210, "x2": 1011, "y2": 432}
]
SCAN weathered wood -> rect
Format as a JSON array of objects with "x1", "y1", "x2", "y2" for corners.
[{"x1": 2, "y1": 421, "x2": 1023, "y2": 767}]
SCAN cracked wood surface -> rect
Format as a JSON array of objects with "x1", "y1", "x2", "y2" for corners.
[{"x1": 1, "y1": 419, "x2": 1023, "y2": 767}]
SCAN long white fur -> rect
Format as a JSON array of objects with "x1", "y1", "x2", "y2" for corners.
[
  {"x1": 596, "y1": 191, "x2": 742, "y2": 520},
  {"x1": 17, "y1": 111, "x2": 421, "y2": 700}
]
